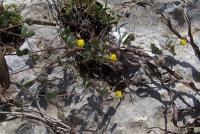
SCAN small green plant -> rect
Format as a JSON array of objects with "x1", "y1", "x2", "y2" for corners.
[
  {"x1": 61, "y1": 27, "x2": 76, "y2": 48},
  {"x1": 59, "y1": 1, "x2": 124, "y2": 101},
  {"x1": 0, "y1": 4, "x2": 22, "y2": 27},
  {"x1": 60, "y1": 0, "x2": 117, "y2": 41},
  {"x1": 59, "y1": 0, "x2": 119, "y2": 65},
  {"x1": 0, "y1": 3, "x2": 34, "y2": 55},
  {"x1": 61, "y1": 29, "x2": 112, "y2": 63}
]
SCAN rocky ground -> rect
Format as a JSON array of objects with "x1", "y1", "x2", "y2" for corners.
[{"x1": 0, "y1": 0, "x2": 200, "y2": 134}]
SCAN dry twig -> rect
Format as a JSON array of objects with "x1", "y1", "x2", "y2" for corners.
[{"x1": 0, "y1": 48, "x2": 10, "y2": 90}]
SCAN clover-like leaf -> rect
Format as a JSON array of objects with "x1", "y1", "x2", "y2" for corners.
[
  {"x1": 151, "y1": 43, "x2": 162, "y2": 55},
  {"x1": 21, "y1": 26, "x2": 35, "y2": 38},
  {"x1": 16, "y1": 48, "x2": 29, "y2": 56}
]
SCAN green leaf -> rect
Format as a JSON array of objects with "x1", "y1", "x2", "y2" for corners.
[
  {"x1": 82, "y1": 78, "x2": 87, "y2": 87},
  {"x1": 61, "y1": 28, "x2": 76, "y2": 48},
  {"x1": 21, "y1": 26, "x2": 35, "y2": 38},
  {"x1": 23, "y1": 80, "x2": 34, "y2": 89},
  {"x1": 85, "y1": 81, "x2": 92, "y2": 88},
  {"x1": 57, "y1": 56, "x2": 64, "y2": 66},
  {"x1": 0, "y1": 12, "x2": 11, "y2": 27},
  {"x1": 91, "y1": 39, "x2": 99, "y2": 47},
  {"x1": 151, "y1": 43, "x2": 163, "y2": 55},
  {"x1": 105, "y1": 16, "x2": 116, "y2": 24},
  {"x1": 16, "y1": 48, "x2": 29, "y2": 56},
  {"x1": 82, "y1": 79, "x2": 92, "y2": 88},
  {"x1": 31, "y1": 54, "x2": 40, "y2": 62},
  {"x1": 10, "y1": 13, "x2": 21, "y2": 25},
  {"x1": 82, "y1": 51, "x2": 92, "y2": 59},
  {"x1": 123, "y1": 33, "x2": 135, "y2": 45},
  {"x1": 46, "y1": 91, "x2": 58, "y2": 100},
  {"x1": 99, "y1": 89, "x2": 109, "y2": 97}
]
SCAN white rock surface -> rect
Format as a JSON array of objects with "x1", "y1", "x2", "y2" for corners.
[{"x1": 1, "y1": 0, "x2": 200, "y2": 134}]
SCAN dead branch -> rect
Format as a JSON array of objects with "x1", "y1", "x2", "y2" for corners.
[
  {"x1": 0, "y1": 111, "x2": 71, "y2": 133},
  {"x1": 24, "y1": 18, "x2": 57, "y2": 26},
  {"x1": 156, "y1": 9, "x2": 186, "y2": 40},
  {"x1": 156, "y1": 8, "x2": 200, "y2": 61},
  {"x1": 184, "y1": 12, "x2": 200, "y2": 60},
  {"x1": 0, "y1": 48, "x2": 10, "y2": 90},
  {"x1": 137, "y1": 3, "x2": 200, "y2": 61}
]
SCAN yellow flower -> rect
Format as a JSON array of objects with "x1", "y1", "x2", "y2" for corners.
[
  {"x1": 180, "y1": 38, "x2": 187, "y2": 46},
  {"x1": 109, "y1": 53, "x2": 117, "y2": 62},
  {"x1": 76, "y1": 39, "x2": 85, "y2": 48},
  {"x1": 115, "y1": 90, "x2": 123, "y2": 99}
]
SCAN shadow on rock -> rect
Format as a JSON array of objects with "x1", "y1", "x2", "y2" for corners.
[
  {"x1": 64, "y1": 95, "x2": 120, "y2": 133},
  {"x1": 164, "y1": 55, "x2": 200, "y2": 82}
]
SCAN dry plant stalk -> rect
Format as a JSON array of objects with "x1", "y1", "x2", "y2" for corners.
[
  {"x1": 136, "y1": 2, "x2": 200, "y2": 61},
  {"x1": 184, "y1": 12, "x2": 200, "y2": 60},
  {"x1": 157, "y1": 9, "x2": 200, "y2": 60},
  {"x1": 0, "y1": 47, "x2": 10, "y2": 90},
  {"x1": 0, "y1": 111, "x2": 71, "y2": 133}
]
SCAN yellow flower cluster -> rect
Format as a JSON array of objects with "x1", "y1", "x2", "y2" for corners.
[
  {"x1": 76, "y1": 39, "x2": 119, "y2": 63},
  {"x1": 180, "y1": 38, "x2": 187, "y2": 46},
  {"x1": 115, "y1": 90, "x2": 123, "y2": 99},
  {"x1": 109, "y1": 53, "x2": 118, "y2": 62},
  {"x1": 76, "y1": 39, "x2": 85, "y2": 48}
]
